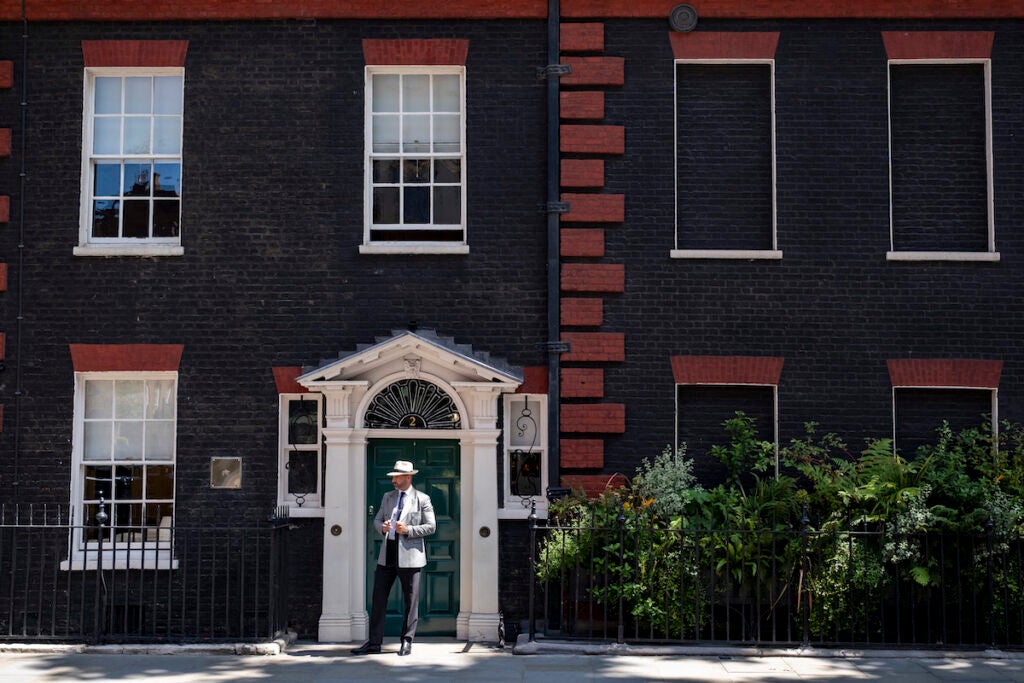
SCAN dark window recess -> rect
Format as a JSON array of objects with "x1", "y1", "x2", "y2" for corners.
[
  {"x1": 894, "y1": 388, "x2": 992, "y2": 458},
  {"x1": 676, "y1": 63, "x2": 774, "y2": 250},
  {"x1": 890, "y1": 64, "x2": 989, "y2": 252},
  {"x1": 677, "y1": 385, "x2": 774, "y2": 485}
]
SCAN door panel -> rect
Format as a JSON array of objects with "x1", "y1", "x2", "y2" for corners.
[{"x1": 367, "y1": 439, "x2": 459, "y2": 636}]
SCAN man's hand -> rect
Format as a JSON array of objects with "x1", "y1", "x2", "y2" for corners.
[
  {"x1": 395, "y1": 521, "x2": 409, "y2": 535},
  {"x1": 382, "y1": 519, "x2": 392, "y2": 535}
]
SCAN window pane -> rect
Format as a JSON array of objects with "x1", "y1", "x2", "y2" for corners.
[
  {"x1": 84, "y1": 422, "x2": 112, "y2": 461},
  {"x1": 153, "y1": 117, "x2": 181, "y2": 155},
  {"x1": 373, "y1": 159, "x2": 399, "y2": 184},
  {"x1": 403, "y1": 159, "x2": 430, "y2": 184},
  {"x1": 508, "y1": 399, "x2": 539, "y2": 447},
  {"x1": 115, "y1": 465, "x2": 144, "y2": 499},
  {"x1": 122, "y1": 201, "x2": 151, "y2": 238},
  {"x1": 123, "y1": 163, "x2": 151, "y2": 196},
  {"x1": 403, "y1": 186, "x2": 430, "y2": 223},
  {"x1": 402, "y1": 115, "x2": 430, "y2": 153},
  {"x1": 433, "y1": 75, "x2": 460, "y2": 112},
  {"x1": 153, "y1": 163, "x2": 181, "y2": 197},
  {"x1": 115, "y1": 380, "x2": 145, "y2": 418},
  {"x1": 123, "y1": 117, "x2": 151, "y2": 154},
  {"x1": 85, "y1": 380, "x2": 114, "y2": 419},
  {"x1": 94, "y1": 77, "x2": 121, "y2": 115},
  {"x1": 433, "y1": 114, "x2": 460, "y2": 153},
  {"x1": 147, "y1": 379, "x2": 176, "y2": 418},
  {"x1": 288, "y1": 399, "x2": 319, "y2": 445},
  {"x1": 146, "y1": 465, "x2": 174, "y2": 499},
  {"x1": 94, "y1": 162, "x2": 121, "y2": 197},
  {"x1": 403, "y1": 75, "x2": 430, "y2": 112},
  {"x1": 124, "y1": 77, "x2": 151, "y2": 114},
  {"x1": 145, "y1": 502, "x2": 173, "y2": 529},
  {"x1": 433, "y1": 187, "x2": 460, "y2": 224},
  {"x1": 145, "y1": 421, "x2": 175, "y2": 460},
  {"x1": 93, "y1": 118, "x2": 121, "y2": 154},
  {"x1": 287, "y1": 451, "x2": 319, "y2": 496},
  {"x1": 372, "y1": 74, "x2": 399, "y2": 112},
  {"x1": 510, "y1": 450, "x2": 542, "y2": 497},
  {"x1": 84, "y1": 466, "x2": 112, "y2": 500},
  {"x1": 434, "y1": 159, "x2": 460, "y2": 183},
  {"x1": 93, "y1": 201, "x2": 120, "y2": 237},
  {"x1": 114, "y1": 421, "x2": 144, "y2": 460},
  {"x1": 373, "y1": 187, "x2": 399, "y2": 224},
  {"x1": 372, "y1": 115, "x2": 399, "y2": 153},
  {"x1": 153, "y1": 76, "x2": 183, "y2": 115},
  {"x1": 153, "y1": 200, "x2": 180, "y2": 238}
]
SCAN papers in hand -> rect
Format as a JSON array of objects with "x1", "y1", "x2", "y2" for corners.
[{"x1": 387, "y1": 504, "x2": 400, "y2": 540}]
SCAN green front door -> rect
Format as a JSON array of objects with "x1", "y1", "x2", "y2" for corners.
[{"x1": 367, "y1": 439, "x2": 460, "y2": 636}]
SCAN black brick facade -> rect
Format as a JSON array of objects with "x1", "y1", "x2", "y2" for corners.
[{"x1": 2, "y1": 12, "x2": 1024, "y2": 638}]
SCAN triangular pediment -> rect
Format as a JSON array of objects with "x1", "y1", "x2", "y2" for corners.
[{"x1": 297, "y1": 329, "x2": 523, "y2": 387}]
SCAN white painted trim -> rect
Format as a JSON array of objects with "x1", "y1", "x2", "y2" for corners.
[
  {"x1": 673, "y1": 59, "x2": 778, "y2": 254},
  {"x1": 886, "y1": 251, "x2": 1000, "y2": 262},
  {"x1": 500, "y1": 393, "x2": 549, "y2": 516},
  {"x1": 359, "y1": 244, "x2": 469, "y2": 255},
  {"x1": 363, "y1": 66, "x2": 468, "y2": 250},
  {"x1": 671, "y1": 249, "x2": 783, "y2": 260},
  {"x1": 277, "y1": 393, "x2": 324, "y2": 512},
  {"x1": 79, "y1": 67, "x2": 185, "y2": 251},
  {"x1": 886, "y1": 58, "x2": 996, "y2": 256},
  {"x1": 74, "y1": 245, "x2": 185, "y2": 257}
]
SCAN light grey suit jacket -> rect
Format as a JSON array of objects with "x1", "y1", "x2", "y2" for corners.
[{"x1": 373, "y1": 486, "x2": 436, "y2": 568}]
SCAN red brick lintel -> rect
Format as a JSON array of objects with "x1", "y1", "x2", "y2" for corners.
[
  {"x1": 670, "y1": 32, "x2": 779, "y2": 60},
  {"x1": 70, "y1": 344, "x2": 184, "y2": 372},
  {"x1": 887, "y1": 359, "x2": 1003, "y2": 389},
  {"x1": 671, "y1": 355, "x2": 784, "y2": 385},
  {"x1": 82, "y1": 40, "x2": 188, "y2": 67},
  {"x1": 363, "y1": 39, "x2": 470, "y2": 66},
  {"x1": 881, "y1": 32, "x2": 994, "y2": 60}
]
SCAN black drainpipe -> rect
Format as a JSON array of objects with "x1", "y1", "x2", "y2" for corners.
[
  {"x1": 11, "y1": 0, "x2": 27, "y2": 504},
  {"x1": 544, "y1": 0, "x2": 564, "y2": 500}
]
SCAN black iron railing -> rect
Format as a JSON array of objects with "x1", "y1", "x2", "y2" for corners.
[
  {"x1": 0, "y1": 504, "x2": 290, "y2": 643},
  {"x1": 528, "y1": 514, "x2": 1024, "y2": 649}
]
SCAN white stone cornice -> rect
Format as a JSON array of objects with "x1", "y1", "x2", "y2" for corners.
[{"x1": 302, "y1": 381, "x2": 369, "y2": 429}]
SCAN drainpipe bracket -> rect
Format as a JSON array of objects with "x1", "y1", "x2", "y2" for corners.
[
  {"x1": 541, "y1": 202, "x2": 570, "y2": 214},
  {"x1": 536, "y1": 64, "x2": 572, "y2": 80},
  {"x1": 537, "y1": 341, "x2": 571, "y2": 354}
]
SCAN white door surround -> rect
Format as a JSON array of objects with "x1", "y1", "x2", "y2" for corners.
[{"x1": 297, "y1": 330, "x2": 521, "y2": 643}]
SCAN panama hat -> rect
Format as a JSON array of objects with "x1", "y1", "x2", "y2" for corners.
[{"x1": 387, "y1": 460, "x2": 419, "y2": 476}]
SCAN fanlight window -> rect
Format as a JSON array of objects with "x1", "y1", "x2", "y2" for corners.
[{"x1": 364, "y1": 379, "x2": 461, "y2": 429}]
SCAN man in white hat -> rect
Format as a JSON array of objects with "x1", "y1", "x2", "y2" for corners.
[{"x1": 351, "y1": 460, "x2": 436, "y2": 657}]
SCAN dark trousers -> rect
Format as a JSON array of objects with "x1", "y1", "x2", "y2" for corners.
[{"x1": 367, "y1": 563, "x2": 421, "y2": 645}]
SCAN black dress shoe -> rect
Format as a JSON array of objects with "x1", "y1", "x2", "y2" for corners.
[
  {"x1": 398, "y1": 640, "x2": 412, "y2": 656},
  {"x1": 350, "y1": 642, "x2": 382, "y2": 655}
]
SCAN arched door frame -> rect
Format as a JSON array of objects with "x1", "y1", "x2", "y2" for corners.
[{"x1": 298, "y1": 334, "x2": 520, "y2": 643}]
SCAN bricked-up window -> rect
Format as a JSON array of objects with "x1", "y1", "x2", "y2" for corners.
[
  {"x1": 677, "y1": 385, "x2": 778, "y2": 483},
  {"x1": 278, "y1": 394, "x2": 324, "y2": 514},
  {"x1": 500, "y1": 393, "x2": 548, "y2": 519},
  {"x1": 68, "y1": 372, "x2": 178, "y2": 570},
  {"x1": 79, "y1": 69, "x2": 184, "y2": 255},
  {"x1": 888, "y1": 62, "x2": 994, "y2": 259},
  {"x1": 364, "y1": 68, "x2": 466, "y2": 251},
  {"x1": 894, "y1": 388, "x2": 995, "y2": 457},
  {"x1": 673, "y1": 62, "x2": 778, "y2": 258}
]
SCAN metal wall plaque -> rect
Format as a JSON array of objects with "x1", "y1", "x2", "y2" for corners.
[{"x1": 210, "y1": 457, "x2": 242, "y2": 489}]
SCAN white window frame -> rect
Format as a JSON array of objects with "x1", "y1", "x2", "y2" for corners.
[
  {"x1": 498, "y1": 393, "x2": 549, "y2": 520},
  {"x1": 886, "y1": 58, "x2": 997, "y2": 262},
  {"x1": 277, "y1": 393, "x2": 324, "y2": 517},
  {"x1": 360, "y1": 66, "x2": 469, "y2": 255},
  {"x1": 64, "y1": 371, "x2": 178, "y2": 570},
  {"x1": 76, "y1": 67, "x2": 185, "y2": 257},
  {"x1": 674, "y1": 383, "x2": 781, "y2": 477},
  {"x1": 671, "y1": 59, "x2": 781, "y2": 260},
  {"x1": 891, "y1": 386, "x2": 998, "y2": 456}
]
